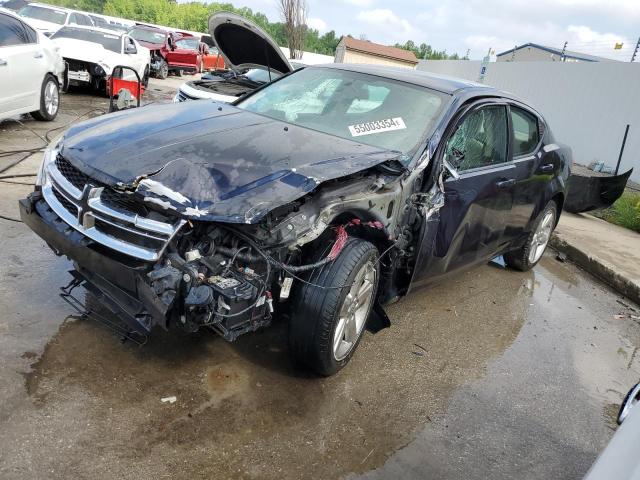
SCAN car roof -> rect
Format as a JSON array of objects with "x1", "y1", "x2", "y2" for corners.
[
  {"x1": 57, "y1": 24, "x2": 126, "y2": 37},
  {"x1": 316, "y1": 63, "x2": 506, "y2": 97},
  {"x1": 26, "y1": 2, "x2": 75, "y2": 13}
]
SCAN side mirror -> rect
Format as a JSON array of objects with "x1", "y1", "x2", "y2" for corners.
[{"x1": 125, "y1": 43, "x2": 137, "y2": 55}]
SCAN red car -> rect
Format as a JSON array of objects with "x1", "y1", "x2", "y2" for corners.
[
  {"x1": 128, "y1": 25, "x2": 206, "y2": 79},
  {"x1": 174, "y1": 37, "x2": 225, "y2": 72}
]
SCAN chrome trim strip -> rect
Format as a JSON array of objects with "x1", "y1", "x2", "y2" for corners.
[
  {"x1": 88, "y1": 195, "x2": 177, "y2": 236},
  {"x1": 47, "y1": 161, "x2": 83, "y2": 200},
  {"x1": 90, "y1": 212, "x2": 169, "y2": 242}
]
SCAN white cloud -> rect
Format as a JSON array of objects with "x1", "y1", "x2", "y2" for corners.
[
  {"x1": 356, "y1": 9, "x2": 419, "y2": 43},
  {"x1": 342, "y1": 0, "x2": 376, "y2": 7},
  {"x1": 307, "y1": 17, "x2": 328, "y2": 32},
  {"x1": 567, "y1": 25, "x2": 625, "y2": 44}
]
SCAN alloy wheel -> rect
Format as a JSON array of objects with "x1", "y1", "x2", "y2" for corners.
[
  {"x1": 333, "y1": 260, "x2": 376, "y2": 361},
  {"x1": 528, "y1": 209, "x2": 555, "y2": 264},
  {"x1": 44, "y1": 80, "x2": 59, "y2": 116}
]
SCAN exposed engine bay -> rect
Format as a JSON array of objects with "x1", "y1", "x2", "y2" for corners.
[{"x1": 79, "y1": 165, "x2": 419, "y2": 343}]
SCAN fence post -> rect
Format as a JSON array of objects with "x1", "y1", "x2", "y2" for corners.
[{"x1": 615, "y1": 124, "x2": 630, "y2": 175}]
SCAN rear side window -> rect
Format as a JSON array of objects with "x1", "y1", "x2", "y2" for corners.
[
  {"x1": 445, "y1": 105, "x2": 508, "y2": 171},
  {"x1": 0, "y1": 13, "x2": 30, "y2": 46},
  {"x1": 510, "y1": 106, "x2": 540, "y2": 156},
  {"x1": 79, "y1": 14, "x2": 93, "y2": 26}
]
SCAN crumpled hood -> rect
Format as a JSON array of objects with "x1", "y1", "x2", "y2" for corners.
[{"x1": 60, "y1": 101, "x2": 400, "y2": 223}]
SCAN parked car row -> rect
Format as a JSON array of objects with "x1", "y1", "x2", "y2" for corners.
[{"x1": 128, "y1": 24, "x2": 224, "y2": 79}]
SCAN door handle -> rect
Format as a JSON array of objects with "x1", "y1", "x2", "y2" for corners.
[
  {"x1": 0, "y1": 58, "x2": 7, "y2": 66},
  {"x1": 539, "y1": 163, "x2": 554, "y2": 173},
  {"x1": 496, "y1": 178, "x2": 516, "y2": 189},
  {"x1": 34, "y1": 51, "x2": 43, "y2": 59}
]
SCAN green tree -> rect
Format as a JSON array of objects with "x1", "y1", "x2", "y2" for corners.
[{"x1": 37, "y1": 0, "x2": 455, "y2": 59}]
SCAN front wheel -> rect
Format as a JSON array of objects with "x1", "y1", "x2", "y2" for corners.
[
  {"x1": 31, "y1": 74, "x2": 59, "y2": 121},
  {"x1": 289, "y1": 238, "x2": 379, "y2": 376},
  {"x1": 142, "y1": 65, "x2": 150, "y2": 87},
  {"x1": 504, "y1": 201, "x2": 558, "y2": 271}
]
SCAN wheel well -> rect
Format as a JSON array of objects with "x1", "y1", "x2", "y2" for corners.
[{"x1": 328, "y1": 211, "x2": 392, "y2": 254}]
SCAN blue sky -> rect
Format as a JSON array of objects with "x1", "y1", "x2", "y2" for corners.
[{"x1": 212, "y1": 0, "x2": 639, "y2": 60}]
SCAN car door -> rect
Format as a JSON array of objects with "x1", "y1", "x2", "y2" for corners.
[
  {"x1": 503, "y1": 104, "x2": 548, "y2": 242},
  {"x1": 412, "y1": 101, "x2": 515, "y2": 285},
  {"x1": 0, "y1": 13, "x2": 43, "y2": 115}
]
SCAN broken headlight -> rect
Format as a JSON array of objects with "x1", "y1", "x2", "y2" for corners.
[{"x1": 35, "y1": 137, "x2": 62, "y2": 187}]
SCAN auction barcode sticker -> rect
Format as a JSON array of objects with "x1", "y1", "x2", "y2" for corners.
[{"x1": 348, "y1": 117, "x2": 406, "y2": 137}]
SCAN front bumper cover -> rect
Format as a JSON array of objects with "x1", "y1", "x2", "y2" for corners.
[{"x1": 19, "y1": 193, "x2": 168, "y2": 335}]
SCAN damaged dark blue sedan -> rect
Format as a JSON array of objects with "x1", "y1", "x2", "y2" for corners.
[{"x1": 19, "y1": 61, "x2": 572, "y2": 375}]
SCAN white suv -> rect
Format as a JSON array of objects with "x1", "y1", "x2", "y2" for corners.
[
  {"x1": 0, "y1": 8, "x2": 65, "y2": 121},
  {"x1": 18, "y1": 3, "x2": 94, "y2": 37}
]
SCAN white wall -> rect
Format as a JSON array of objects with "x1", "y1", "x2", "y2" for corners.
[
  {"x1": 418, "y1": 60, "x2": 640, "y2": 182},
  {"x1": 279, "y1": 47, "x2": 334, "y2": 66}
]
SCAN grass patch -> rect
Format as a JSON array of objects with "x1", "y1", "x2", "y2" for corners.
[{"x1": 593, "y1": 191, "x2": 640, "y2": 233}]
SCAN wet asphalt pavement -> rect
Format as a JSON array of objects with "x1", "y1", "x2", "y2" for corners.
[{"x1": 1, "y1": 82, "x2": 640, "y2": 480}]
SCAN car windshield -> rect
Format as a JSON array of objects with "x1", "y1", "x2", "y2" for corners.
[
  {"x1": 236, "y1": 67, "x2": 448, "y2": 156},
  {"x1": 175, "y1": 38, "x2": 199, "y2": 50},
  {"x1": 51, "y1": 27, "x2": 121, "y2": 53},
  {"x1": 129, "y1": 28, "x2": 165, "y2": 44},
  {"x1": 19, "y1": 5, "x2": 67, "y2": 25},
  {"x1": 242, "y1": 68, "x2": 283, "y2": 84}
]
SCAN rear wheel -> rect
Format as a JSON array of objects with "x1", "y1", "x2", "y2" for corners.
[
  {"x1": 157, "y1": 60, "x2": 168, "y2": 79},
  {"x1": 504, "y1": 201, "x2": 557, "y2": 271},
  {"x1": 289, "y1": 238, "x2": 379, "y2": 376},
  {"x1": 31, "y1": 74, "x2": 59, "y2": 121}
]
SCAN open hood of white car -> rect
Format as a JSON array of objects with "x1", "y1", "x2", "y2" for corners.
[{"x1": 208, "y1": 12, "x2": 292, "y2": 74}]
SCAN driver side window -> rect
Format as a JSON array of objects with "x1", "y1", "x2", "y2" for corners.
[{"x1": 445, "y1": 105, "x2": 508, "y2": 171}]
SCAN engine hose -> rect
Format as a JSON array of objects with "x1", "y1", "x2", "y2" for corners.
[{"x1": 215, "y1": 245, "x2": 334, "y2": 273}]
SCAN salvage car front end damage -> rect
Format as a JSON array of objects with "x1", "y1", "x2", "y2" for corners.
[
  {"x1": 20, "y1": 97, "x2": 437, "y2": 344},
  {"x1": 20, "y1": 49, "x2": 571, "y2": 374}
]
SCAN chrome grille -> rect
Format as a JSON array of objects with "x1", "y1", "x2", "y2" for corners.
[
  {"x1": 43, "y1": 155, "x2": 185, "y2": 261},
  {"x1": 52, "y1": 186, "x2": 79, "y2": 217},
  {"x1": 55, "y1": 155, "x2": 90, "y2": 191}
]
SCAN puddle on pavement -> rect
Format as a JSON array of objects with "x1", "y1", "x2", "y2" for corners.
[
  {"x1": 12, "y1": 257, "x2": 535, "y2": 479},
  {"x1": 3, "y1": 250, "x2": 640, "y2": 479}
]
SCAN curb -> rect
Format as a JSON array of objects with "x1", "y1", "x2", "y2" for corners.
[{"x1": 550, "y1": 234, "x2": 640, "y2": 306}]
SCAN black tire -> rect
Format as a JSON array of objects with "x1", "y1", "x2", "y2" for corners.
[
  {"x1": 142, "y1": 65, "x2": 150, "y2": 87},
  {"x1": 157, "y1": 60, "x2": 168, "y2": 80},
  {"x1": 504, "y1": 201, "x2": 558, "y2": 271},
  {"x1": 31, "y1": 74, "x2": 59, "y2": 121},
  {"x1": 289, "y1": 238, "x2": 379, "y2": 376}
]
